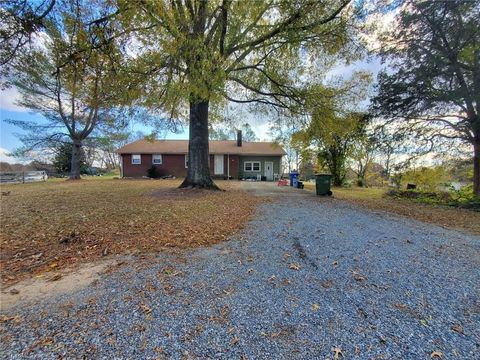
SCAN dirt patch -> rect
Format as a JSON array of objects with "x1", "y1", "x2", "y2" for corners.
[{"x1": 0, "y1": 259, "x2": 117, "y2": 311}]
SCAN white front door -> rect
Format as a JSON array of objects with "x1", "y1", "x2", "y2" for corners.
[
  {"x1": 265, "y1": 161, "x2": 274, "y2": 181},
  {"x1": 214, "y1": 154, "x2": 224, "y2": 175}
]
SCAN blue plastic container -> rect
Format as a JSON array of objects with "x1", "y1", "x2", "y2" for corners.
[{"x1": 289, "y1": 171, "x2": 299, "y2": 187}]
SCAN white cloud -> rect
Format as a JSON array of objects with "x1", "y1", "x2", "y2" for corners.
[
  {"x1": 0, "y1": 147, "x2": 17, "y2": 163},
  {"x1": 0, "y1": 86, "x2": 26, "y2": 112},
  {"x1": 251, "y1": 122, "x2": 271, "y2": 141}
]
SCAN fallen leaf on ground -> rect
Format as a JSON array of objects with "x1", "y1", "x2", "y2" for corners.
[
  {"x1": 223, "y1": 288, "x2": 234, "y2": 296},
  {"x1": 333, "y1": 346, "x2": 343, "y2": 359},
  {"x1": 49, "y1": 273, "x2": 62, "y2": 281},
  {"x1": 40, "y1": 337, "x2": 54, "y2": 346},
  {"x1": 321, "y1": 280, "x2": 333, "y2": 288},
  {"x1": 289, "y1": 263, "x2": 301, "y2": 270},
  {"x1": 350, "y1": 271, "x2": 365, "y2": 281},
  {"x1": 9, "y1": 288, "x2": 20, "y2": 295},
  {"x1": 140, "y1": 304, "x2": 152, "y2": 314},
  {"x1": 1, "y1": 315, "x2": 22, "y2": 324},
  {"x1": 451, "y1": 324, "x2": 464, "y2": 334},
  {"x1": 332, "y1": 261, "x2": 338, "y2": 267},
  {"x1": 311, "y1": 303, "x2": 320, "y2": 311},
  {"x1": 430, "y1": 351, "x2": 443, "y2": 358},
  {"x1": 161, "y1": 267, "x2": 175, "y2": 275},
  {"x1": 231, "y1": 335, "x2": 239, "y2": 346}
]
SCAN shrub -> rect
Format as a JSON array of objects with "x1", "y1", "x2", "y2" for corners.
[
  {"x1": 449, "y1": 185, "x2": 480, "y2": 210},
  {"x1": 147, "y1": 165, "x2": 157, "y2": 178},
  {"x1": 386, "y1": 187, "x2": 479, "y2": 211}
]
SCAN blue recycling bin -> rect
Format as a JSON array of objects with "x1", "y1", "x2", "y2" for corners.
[{"x1": 289, "y1": 171, "x2": 299, "y2": 187}]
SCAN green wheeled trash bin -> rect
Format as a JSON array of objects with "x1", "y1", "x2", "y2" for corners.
[{"x1": 315, "y1": 174, "x2": 333, "y2": 196}]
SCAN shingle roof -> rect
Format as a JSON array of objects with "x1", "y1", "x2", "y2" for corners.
[{"x1": 116, "y1": 139, "x2": 286, "y2": 156}]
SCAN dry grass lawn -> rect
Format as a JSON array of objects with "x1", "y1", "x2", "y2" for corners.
[
  {"x1": 0, "y1": 179, "x2": 261, "y2": 285},
  {"x1": 304, "y1": 183, "x2": 480, "y2": 234}
]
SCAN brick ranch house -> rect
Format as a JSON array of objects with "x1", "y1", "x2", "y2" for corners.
[{"x1": 116, "y1": 133, "x2": 285, "y2": 180}]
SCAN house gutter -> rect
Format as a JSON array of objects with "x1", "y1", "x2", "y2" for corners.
[
  {"x1": 227, "y1": 153, "x2": 230, "y2": 179},
  {"x1": 120, "y1": 154, "x2": 123, "y2": 178}
]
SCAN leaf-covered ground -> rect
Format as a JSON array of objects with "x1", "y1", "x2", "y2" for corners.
[
  {"x1": 303, "y1": 184, "x2": 480, "y2": 234},
  {"x1": 0, "y1": 179, "x2": 260, "y2": 284}
]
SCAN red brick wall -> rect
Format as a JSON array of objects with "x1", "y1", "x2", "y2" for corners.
[
  {"x1": 122, "y1": 154, "x2": 188, "y2": 178},
  {"x1": 121, "y1": 154, "x2": 152, "y2": 178},
  {"x1": 122, "y1": 154, "x2": 240, "y2": 179}
]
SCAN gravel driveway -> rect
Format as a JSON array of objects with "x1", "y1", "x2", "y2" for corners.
[{"x1": 2, "y1": 183, "x2": 479, "y2": 359}]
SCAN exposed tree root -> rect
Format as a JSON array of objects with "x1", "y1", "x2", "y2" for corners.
[{"x1": 178, "y1": 178, "x2": 221, "y2": 190}]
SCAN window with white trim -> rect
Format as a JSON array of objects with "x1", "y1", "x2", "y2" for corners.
[
  {"x1": 185, "y1": 154, "x2": 189, "y2": 168},
  {"x1": 132, "y1": 154, "x2": 141, "y2": 165},
  {"x1": 244, "y1": 161, "x2": 261, "y2": 172},
  {"x1": 152, "y1": 154, "x2": 162, "y2": 165}
]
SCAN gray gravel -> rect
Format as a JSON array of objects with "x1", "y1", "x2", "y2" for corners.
[{"x1": 1, "y1": 186, "x2": 479, "y2": 359}]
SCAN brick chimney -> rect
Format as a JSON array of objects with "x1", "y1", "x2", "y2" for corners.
[{"x1": 237, "y1": 130, "x2": 242, "y2": 147}]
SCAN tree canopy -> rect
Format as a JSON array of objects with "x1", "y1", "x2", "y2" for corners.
[
  {"x1": 5, "y1": 0, "x2": 133, "y2": 179},
  {"x1": 371, "y1": 0, "x2": 480, "y2": 195},
  {"x1": 0, "y1": 0, "x2": 56, "y2": 79}
]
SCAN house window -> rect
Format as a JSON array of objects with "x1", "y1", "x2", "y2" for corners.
[
  {"x1": 185, "y1": 154, "x2": 189, "y2": 168},
  {"x1": 132, "y1": 154, "x2": 141, "y2": 165},
  {"x1": 152, "y1": 154, "x2": 162, "y2": 165},
  {"x1": 244, "y1": 161, "x2": 261, "y2": 172}
]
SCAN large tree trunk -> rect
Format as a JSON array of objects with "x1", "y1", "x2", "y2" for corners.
[
  {"x1": 474, "y1": 138, "x2": 480, "y2": 197},
  {"x1": 179, "y1": 100, "x2": 219, "y2": 189},
  {"x1": 69, "y1": 139, "x2": 82, "y2": 180}
]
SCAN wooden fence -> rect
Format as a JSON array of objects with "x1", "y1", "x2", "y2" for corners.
[{"x1": 0, "y1": 171, "x2": 48, "y2": 184}]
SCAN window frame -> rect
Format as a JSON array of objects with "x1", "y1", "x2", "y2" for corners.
[
  {"x1": 152, "y1": 154, "x2": 162, "y2": 165},
  {"x1": 131, "y1": 154, "x2": 141, "y2": 165},
  {"x1": 244, "y1": 161, "x2": 261, "y2": 172}
]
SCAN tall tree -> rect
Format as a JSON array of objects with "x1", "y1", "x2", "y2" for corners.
[
  {"x1": 124, "y1": 0, "x2": 356, "y2": 188},
  {"x1": 371, "y1": 0, "x2": 480, "y2": 195},
  {"x1": 6, "y1": 0, "x2": 132, "y2": 179},
  {"x1": 294, "y1": 111, "x2": 368, "y2": 186},
  {"x1": 350, "y1": 131, "x2": 377, "y2": 187}
]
